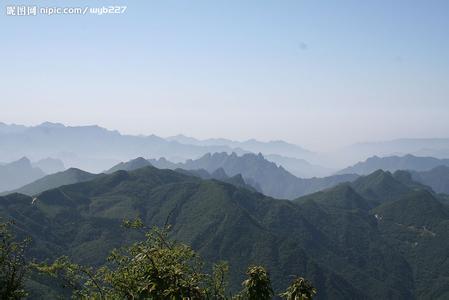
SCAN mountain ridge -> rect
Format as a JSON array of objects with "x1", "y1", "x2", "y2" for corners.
[
  {"x1": 1, "y1": 168, "x2": 99, "y2": 196},
  {"x1": 150, "y1": 152, "x2": 358, "y2": 199},
  {"x1": 0, "y1": 123, "x2": 314, "y2": 173},
  {"x1": 2, "y1": 167, "x2": 447, "y2": 298},
  {"x1": 338, "y1": 154, "x2": 449, "y2": 175}
]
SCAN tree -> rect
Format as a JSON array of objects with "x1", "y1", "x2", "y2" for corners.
[
  {"x1": 0, "y1": 220, "x2": 29, "y2": 299},
  {"x1": 206, "y1": 261, "x2": 229, "y2": 299},
  {"x1": 237, "y1": 265, "x2": 274, "y2": 300},
  {"x1": 34, "y1": 220, "x2": 229, "y2": 299},
  {"x1": 34, "y1": 219, "x2": 316, "y2": 300},
  {"x1": 280, "y1": 277, "x2": 317, "y2": 300}
]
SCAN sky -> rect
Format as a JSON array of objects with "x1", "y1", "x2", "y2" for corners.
[{"x1": 1, "y1": 0, "x2": 449, "y2": 151}]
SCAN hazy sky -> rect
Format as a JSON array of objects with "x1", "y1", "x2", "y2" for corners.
[{"x1": 1, "y1": 0, "x2": 449, "y2": 151}]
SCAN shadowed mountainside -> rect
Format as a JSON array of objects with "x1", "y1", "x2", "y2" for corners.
[
  {"x1": 0, "y1": 157, "x2": 46, "y2": 192},
  {"x1": 2, "y1": 167, "x2": 449, "y2": 298},
  {"x1": 1, "y1": 168, "x2": 99, "y2": 196},
  {"x1": 410, "y1": 165, "x2": 449, "y2": 195},
  {"x1": 149, "y1": 152, "x2": 358, "y2": 199}
]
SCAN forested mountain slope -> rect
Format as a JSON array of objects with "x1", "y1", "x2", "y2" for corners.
[{"x1": 1, "y1": 167, "x2": 448, "y2": 298}]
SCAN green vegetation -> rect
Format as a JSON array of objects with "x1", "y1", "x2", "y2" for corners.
[
  {"x1": 1, "y1": 218, "x2": 316, "y2": 299},
  {"x1": 0, "y1": 220, "x2": 29, "y2": 299},
  {"x1": 1, "y1": 166, "x2": 449, "y2": 299},
  {"x1": 3, "y1": 168, "x2": 98, "y2": 196},
  {"x1": 35, "y1": 222, "x2": 220, "y2": 299},
  {"x1": 105, "y1": 157, "x2": 152, "y2": 174},
  {"x1": 280, "y1": 277, "x2": 317, "y2": 300},
  {"x1": 238, "y1": 266, "x2": 274, "y2": 300},
  {"x1": 151, "y1": 152, "x2": 358, "y2": 199}
]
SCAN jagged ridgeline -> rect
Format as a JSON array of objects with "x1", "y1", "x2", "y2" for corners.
[
  {"x1": 147, "y1": 152, "x2": 358, "y2": 199},
  {"x1": 2, "y1": 165, "x2": 449, "y2": 299}
]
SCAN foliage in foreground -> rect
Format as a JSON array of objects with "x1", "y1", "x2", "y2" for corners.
[
  {"x1": 237, "y1": 265, "x2": 274, "y2": 300},
  {"x1": 0, "y1": 220, "x2": 29, "y2": 299},
  {"x1": 279, "y1": 277, "x2": 317, "y2": 300},
  {"x1": 1, "y1": 218, "x2": 316, "y2": 299}
]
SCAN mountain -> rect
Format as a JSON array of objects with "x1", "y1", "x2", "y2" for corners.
[
  {"x1": 0, "y1": 122, "x2": 27, "y2": 134},
  {"x1": 265, "y1": 154, "x2": 334, "y2": 178},
  {"x1": 166, "y1": 134, "x2": 312, "y2": 159},
  {"x1": 174, "y1": 167, "x2": 258, "y2": 192},
  {"x1": 105, "y1": 157, "x2": 152, "y2": 173},
  {"x1": 410, "y1": 165, "x2": 449, "y2": 195},
  {"x1": 148, "y1": 157, "x2": 182, "y2": 169},
  {"x1": 349, "y1": 168, "x2": 449, "y2": 205},
  {"x1": 3, "y1": 167, "x2": 449, "y2": 298},
  {"x1": 0, "y1": 168, "x2": 359, "y2": 298},
  {"x1": 106, "y1": 157, "x2": 256, "y2": 192},
  {"x1": 371, "y1": 190, "x2": 449, "y2": 299},
  {"x1": 151, "y1": 152, "x2": 358, "y2": 199},
  {"x1": 1, "y1": 122, "x2": 317, "y2": 174},
  {"x1": 1, "y1": 168, "x2": 98, "y2": 196},
  {"x1": 0, "y1": 122, "x2": 248, "y2": 173},
  {"x1": 336, "y1": 138, "x2": 449, "y2": 166},
  {"x1": 0, "y1": 157, "x2": 45, "y2": 192},
  {"x1": 337, "y1": 154, "x2": 449, "y2": 175},
  {"x1": 350, "y1": 170, "x2": 412, "y2": 206},
  {"x1": 32, "y1": 157, "x2": 65, "y2": 174},
  {"x1": 296, "y1": 183, "x2": 449, "y2": 299}
]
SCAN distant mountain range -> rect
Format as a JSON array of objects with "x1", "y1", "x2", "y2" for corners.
[
  {"x1": 106, "y1": 156, "x2": 257, "y2": 192},
  {"x1": 0, "y1": 122, "x2": 236, "y2": 172},
  {"x1": 0, "y1": 122, "x2": 27, "y2": 134},
  {"x1": 111, "y1": 153, "x2": 357, "y2": 199},
  {"x1": 0, "y1": 157, "x2": 65, "y2": 193},
  {"x1": 2, "y1": 168, "x2": 98, "y2": 196},
  {"x1": 9, "y1": 153, "x2": 449, "y2": 207},
  {"x1": 105, "y1": 157, "x2": 152, "y2": 173},
  {"x1": 336, "y1": 155, "x2": 449, "y2": 196},
  {"x1": 0, "y1": 122, "x2": 316, "y2": 173},
  {"x1": 166, "y1": 134, "x2": 312, "y2": 158},
  {"x1": 337, "y1": 154, "x2": 449, "y2": 175},
  {"x1": 0, "y1": 157, "x2": 46, "y2": 192},
  {"x1": 2, "y1": 166, "x2": 449, "y2": 298},
  {"x1": 264, "y1": 154, "x2": 334, "y2": 177},
  {"x1": 3, "y1": 122, "x2": 449, "y2": 174},
  {"x1": 410, "y1": 166, "x2": 449, "y2": 195},
  {"x1": 7, "y1": 157, "x2": 258, "y2": 197},
  {"x1": 32, "y1": 157, "x2": 65, "y2": 174},
  {"x1": 335, "y1": 138, "x2": 449, "y2": 166}
]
